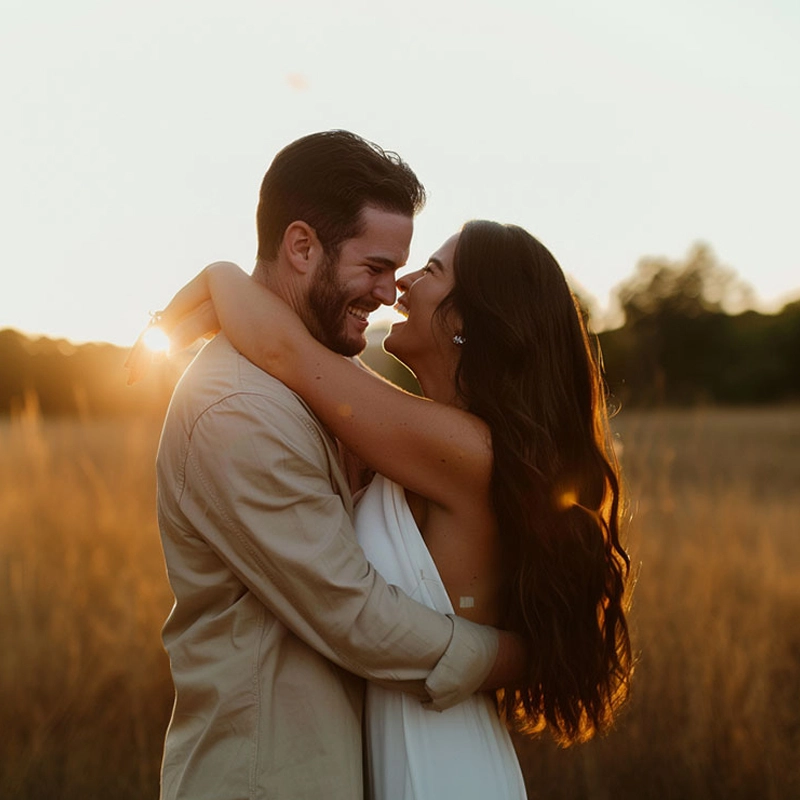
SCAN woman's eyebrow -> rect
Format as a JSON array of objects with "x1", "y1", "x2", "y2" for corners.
[{"x1": 427, "y1": 257, "x2": 444, "y2": 272}]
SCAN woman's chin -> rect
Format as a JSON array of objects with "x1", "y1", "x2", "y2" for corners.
[
  {"x1": 382, "y1": 334, "x2": 398, "y2": 358},
  {"x1": 383, "y1": 324, "x2": 402, "y2": 355}
]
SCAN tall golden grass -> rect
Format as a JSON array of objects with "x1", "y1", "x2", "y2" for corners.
[
  {"x1": 517, "y1": 407, "x2": 800, "y2": 799},
  {"x1": 1, "y1": 400, "x2": 798, "y2": 799},
  {"x1": 1, "y1": 396, "x2": 173, "y2": 798}
]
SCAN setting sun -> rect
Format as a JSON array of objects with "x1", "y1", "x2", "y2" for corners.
[{"x1": 142, "y1": 325, "x2": 171, "y2": 354}]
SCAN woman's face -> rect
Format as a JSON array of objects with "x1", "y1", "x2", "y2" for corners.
[{"x1": 383, "y1": 232, "x2": 461, "y2": 367}]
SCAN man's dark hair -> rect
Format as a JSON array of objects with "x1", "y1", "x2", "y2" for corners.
[{"x1": 256, "y1": 130, "x2": 426, "y2": 262}]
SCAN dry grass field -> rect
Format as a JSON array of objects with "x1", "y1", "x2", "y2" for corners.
[{"x1": 1, "y1": 400, "x2": 798, "y2": 799}]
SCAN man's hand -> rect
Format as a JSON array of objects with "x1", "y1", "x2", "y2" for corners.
[{"x1": 478, "y1": 630, "x2": 529, "y2": 691}]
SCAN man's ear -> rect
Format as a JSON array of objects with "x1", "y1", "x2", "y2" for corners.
[{"x1": 282, "y1": 221, "x2": 323, "y2": 275}]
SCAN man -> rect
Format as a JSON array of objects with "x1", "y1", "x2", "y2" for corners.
[{"x1": 156, "y1": 131, "x2": 510, "y2": 799}]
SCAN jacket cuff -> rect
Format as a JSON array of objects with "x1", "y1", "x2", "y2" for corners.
[{"x1": 422, "y1": 615, "x2": 499, "y2": 711}]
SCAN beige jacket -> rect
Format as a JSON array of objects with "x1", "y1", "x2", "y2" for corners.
[{"x1": 156, "y1": 336, "x2": 499, "y2": 800}]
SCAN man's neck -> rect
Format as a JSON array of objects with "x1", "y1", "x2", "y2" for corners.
[
  {"x1": 251, "y1": 258, "x2": 277, "y2": 291},
  {"x1": 252, "y1": 258, "x2": 319, "y2": 345},
  {"x1": 253, "y1": 259, "x2": 302, "y2": 313}
]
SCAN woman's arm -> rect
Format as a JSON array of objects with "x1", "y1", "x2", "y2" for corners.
[{"x1": 160, "y1": 263, "x2": 492, "y2": 511}]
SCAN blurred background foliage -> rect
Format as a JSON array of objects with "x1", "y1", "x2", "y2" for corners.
[
  {"x1": 598, "y1": 243, "x2": 800, "y2": 406},
  {"x1": 3, "y1": 241, "x2": 798, "y2": 417}
]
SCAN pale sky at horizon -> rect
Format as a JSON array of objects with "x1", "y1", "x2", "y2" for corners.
[{"x1": 3, "y1": 0, "x2": 798, "y2": 346}]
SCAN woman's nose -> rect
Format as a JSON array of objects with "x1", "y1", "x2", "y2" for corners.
[{"x1": 397, "y1": 268, "x2": 422, "y2": 292}]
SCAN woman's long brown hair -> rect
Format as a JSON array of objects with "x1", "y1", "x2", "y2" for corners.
[{"x1": 441, "y1": 221, "x2": 632, "y2": 745}]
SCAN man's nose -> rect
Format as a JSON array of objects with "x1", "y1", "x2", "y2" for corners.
[{"x1": 372, "y1": 271, "x2": 398, "y2": 306}]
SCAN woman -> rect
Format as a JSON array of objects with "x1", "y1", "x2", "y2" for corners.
[{"x1": 147, "y1": 220, "x2": 632, "y2": 799}]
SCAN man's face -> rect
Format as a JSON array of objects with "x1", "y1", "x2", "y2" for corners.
[{"x1": 306, "y1": 205, "x2": 413, "y2": 356}]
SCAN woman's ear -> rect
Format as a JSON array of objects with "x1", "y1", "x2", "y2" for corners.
[
  {"x1": 282, "y1": 221, "x2": 323, "y2": 275},
  {"x1": 440, "y1": 305, "x2": 464, "y2": 347}
]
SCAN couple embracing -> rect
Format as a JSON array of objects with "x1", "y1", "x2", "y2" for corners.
[{"x1": 136, "y1": 130, "x2": 632, "y2": 799}]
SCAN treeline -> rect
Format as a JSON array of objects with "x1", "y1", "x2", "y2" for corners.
[
  {"x1": 596, "y1": 243, "x2": 800, "y2": 406},
  {"x1": 1, "y1": 243, "x2": 798, "y2": 416},
  {"x1": 0, "y1": 329, "x2": 178, "y2": 418},
  {"x1": 0, "y1": 328, "x2": 413, "y2": 418}
]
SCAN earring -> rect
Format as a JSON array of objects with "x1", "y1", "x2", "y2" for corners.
[{"x1": 452, "y1": 334, "x2": 466, "y2": 346}]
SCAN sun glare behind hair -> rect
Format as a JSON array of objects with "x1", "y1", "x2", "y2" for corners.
[{"x1": 142, "y1": 325, "x2": 171, "y2": 354}]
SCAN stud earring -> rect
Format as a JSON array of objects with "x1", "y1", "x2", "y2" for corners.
[{"x1": 452, "y1": 334, "x2": 466, "y2": 346}]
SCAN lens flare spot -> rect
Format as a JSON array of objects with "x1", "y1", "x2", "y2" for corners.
[
  {"x1": 557, "y1": 488, "x2": 578, "y2": 510},
  {"x1": 142, "y1": 326, "x2": 171, "y2": 353}
]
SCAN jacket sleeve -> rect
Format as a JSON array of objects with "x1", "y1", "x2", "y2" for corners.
[{"x1": 177, "y1": 390, "x2": 498, "y2": 710}]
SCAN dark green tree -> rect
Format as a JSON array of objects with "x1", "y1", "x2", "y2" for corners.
[{"x1": 603, "y1": 243, "x2": 763, "y2": 405}]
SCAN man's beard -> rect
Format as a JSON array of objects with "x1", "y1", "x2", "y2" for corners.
[{"x1": 306, "y1": 253, "x2": 365, "y2": 357}]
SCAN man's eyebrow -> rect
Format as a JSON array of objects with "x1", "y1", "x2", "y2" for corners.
[{"x1": 365, "y1": 256, "x2": 400, "y2": 269}]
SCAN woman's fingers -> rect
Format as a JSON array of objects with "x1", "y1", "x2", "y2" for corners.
[
  {"x1": 125, "y1": 336, "x2": 154, "y2": 385},
  {"x1": 125, "y1": 262, "x2": 237, "y2": 385}
]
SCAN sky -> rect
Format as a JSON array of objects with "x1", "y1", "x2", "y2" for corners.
[{"x1": 2, "y1": 0, "x2": 798, "y2": 346}]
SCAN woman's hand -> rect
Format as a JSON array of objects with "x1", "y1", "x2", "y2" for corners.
[{"x1": 125, "y1": 261, "x2": 242, "y2": 385}]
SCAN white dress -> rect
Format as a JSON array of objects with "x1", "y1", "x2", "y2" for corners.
[{"x1": 355, "y1": 473, "x2": 528, "y2": 800}]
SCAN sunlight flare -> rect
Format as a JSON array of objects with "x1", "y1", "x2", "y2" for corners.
[{"x1": 142, "y1": 325, "x2": 171, "y2": 354}]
